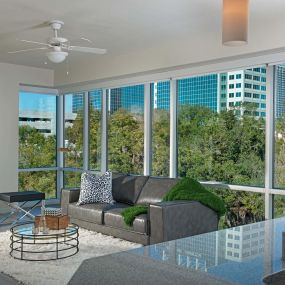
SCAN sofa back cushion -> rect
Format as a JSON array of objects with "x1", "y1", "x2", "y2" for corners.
[
  {"x1": 136, "y1": 177, "x2": 179, "y2": 205},
  {"x1": 112, "y1": 175, "x2": 149, "y2": 206}
]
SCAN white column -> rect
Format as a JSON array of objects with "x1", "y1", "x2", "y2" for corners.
[
  {"x1": 144, "y1": 83, "x2": 152, "y2": 176},
  {"x1": 57, "y1": 95, "x2": 64, "y2": 195},
  {"x1": 101, "y1": 89, "x2": 108, "y2": 173},
  {"x1": 83, "y1": 91, "x2": 89, "y2": 171},
  {"x1": 170, "y1": 79, "x2": 177, "y2": 178},
  {"x1": 265, "y1": 65, "x2": 274, "y2": 219}
]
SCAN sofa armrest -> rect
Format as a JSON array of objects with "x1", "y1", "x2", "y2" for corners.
[
  {"x1": 60, "y1": 188, "x2": 80, "y2": 214},
  {"x1": 149, "y1": 201, "x2": 218, "y2": 244}
]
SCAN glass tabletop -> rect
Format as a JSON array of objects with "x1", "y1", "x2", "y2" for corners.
[
  {"x1": 11, "y1": 223, "x2": 78, "y2": 238},
  {"x1": 129, "y1": 217, "x2": 285, "y2": 285}
]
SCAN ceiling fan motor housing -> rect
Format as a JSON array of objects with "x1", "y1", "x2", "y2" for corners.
[{"x1": 49, "y1": 20, "x2": 64, "y2": 30}]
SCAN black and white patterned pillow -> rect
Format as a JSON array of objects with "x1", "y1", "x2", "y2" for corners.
[{"x1": 77, "y1": 171, "x2": 114, "y2": 206}]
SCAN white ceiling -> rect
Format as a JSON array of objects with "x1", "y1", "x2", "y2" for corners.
[{"x1": 1, "y1": 0, "x2": 285, "y2": 72}]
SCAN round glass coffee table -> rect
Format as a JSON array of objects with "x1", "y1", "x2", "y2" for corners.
[{"x1": 10, "y1": 223, "x2": 79, "y2": 261}]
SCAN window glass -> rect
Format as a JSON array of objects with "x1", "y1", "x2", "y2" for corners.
[
  {"x1": 210, "y1": 188, "x2": 265, "y2": 228},
  {"x1": 177, "y1": 68, "x2": 266, "y2": 187},
  {"x1": 274, "y1": 64, "x2": 285, "y2": 188},
  {"x1": 64, "y1": 171, "x2": 82, "y2": 188},
  {"x1": 274, "y1": 195, "x2": 285, "y2": 218},
  {"x1": 89, "y1": 90, "x2": 102, "y2": 170},
  {"x1": 18, "y1": 171, "x2": 56, "y2": 199},
  {"x1": 108, "y1": 85, "x2": 144, "y2": 174},
  {"x1": 151, "y1": 81, "x2": 170, "y2": 176},
  {"x1": 64, "y1": 93, "x2": 84, "y2": 168},
  {"x1": 19, "y1": 93, "x2": 57, "y2": 168}
]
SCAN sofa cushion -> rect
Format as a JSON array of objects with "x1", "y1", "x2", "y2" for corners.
[
  {"x1": 112, "y1": 175, "x2": 149, "y2": 206},
  {"x1": 104, "y1": 207, "x2": 148, "y2": 234},
  {"x1": 77, "y1": 171, "x2": 114, "y2": 206},
  {"x1": 136, "y1": 177, "x2": 179, "y2": 205},
  {"x1": 68, "y1": 202, "x2": 127, "y2": 224}
]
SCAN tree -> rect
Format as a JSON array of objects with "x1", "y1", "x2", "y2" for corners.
[{"x1": 108, "y1": 109, "x2": 144, "y2": 174}]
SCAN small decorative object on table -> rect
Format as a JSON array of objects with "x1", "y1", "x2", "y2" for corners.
[
  {"x1": 39, "y1": 200, "x2": 49, "y2": 234},
  {"x1": 44, "y1": 207, "x2": 62, "y2": 216},
  {"x1": 35, "y1": 206, "x2": 69, "y2": 230}
]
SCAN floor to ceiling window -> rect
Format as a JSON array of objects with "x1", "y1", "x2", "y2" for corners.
[
  {"x1": 176, "y1": 68, "x2": 266, "y2": 227},
  {"x1": 274, "y1": 64, "x2": 285, "y2": 189},
  {"x1": 151, "y1": 81, "x2": 170, "y2": 177},
  {"x1": 177, "y1": 69, "x2": 266, "y2": 187},
  {"x1": 89, "y1": 90, "x2": 102, "y2": 170},
  {"x1": 108, "y1": 85, "x2": 144, "y2": 174},
  {"x1": 64, "y1": 93, "x2": 84, "y2": 169},
  {"x1": 18, "y1": 92, "x2": 57, "y2": 198},
  {"x1": 18, "y1": 63, "x2": 285, "y2": 222},
  {"x1": 273, "y1": 64, "x2": 285, "y2": 218}
]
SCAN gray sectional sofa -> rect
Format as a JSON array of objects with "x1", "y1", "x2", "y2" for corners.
[{"x1": 61, "y1": 174, "x2": 218, "y2": 245}]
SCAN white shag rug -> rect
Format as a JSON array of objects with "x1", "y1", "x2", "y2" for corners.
[{"x1": 0, "y1": 228, "x2": 141, "y2": 285}]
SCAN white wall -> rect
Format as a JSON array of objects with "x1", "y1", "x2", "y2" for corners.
[{"x1": 0, "y1": 62, "x2": 53, "y2": 195}]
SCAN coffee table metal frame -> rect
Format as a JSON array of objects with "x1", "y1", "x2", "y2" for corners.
[
  {"x1": 0, "y1": 200, "x2": 42, "y2": 225},
  {"x1": 10, "y1": 222, "x2": 79, "y2": 261}
]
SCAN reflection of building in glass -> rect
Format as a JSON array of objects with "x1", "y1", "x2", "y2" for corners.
[
  {"x1": 275, "y1": 65, "x2": 285, "y2": 118},
  {"x1": 132, "y1": 223, "x2": 265, "y2": 274},
  {"x1": 90, "y1": 90, "x2": 102, "y2": 111},
  {"x1": 220, "y1": 68, "x2": 267, "y2": 118},
  {"x1": 72, "y1": 90, "x2": 102, "y2": 113},
  {"x1": 178, "y1": 75, "x2": 219, "y2": 111},
  {"x1": 152, "y1": 69, "x2": 267, "y2": 118},
  {"x1": 145, "y1": 231, "x2": 226, "y2": 272},
  {"x1": 153, "y1": 76, "x2": 219, "y2": 111},
  {"x1": 72, "y1": 93, "x2": 84, "y2": 113},
  {"x1": 72, "y1": 68, "x2": 267, "y2": 117},
  {"x1": 225, "y1": 222, "x2": 265, "y2": 262},
  {"x1": 109, "y1": 85, "x2": 144, "y2": 114},
  {"x1": 152, "y1": 81, "x2": 170, "y2": 110}
]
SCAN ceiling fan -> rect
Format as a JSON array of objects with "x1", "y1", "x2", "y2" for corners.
[{"x1": 8, "y1": 20, "x2": 107, "y2": 63}]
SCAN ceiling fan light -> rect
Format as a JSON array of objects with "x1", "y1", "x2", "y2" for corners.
[
  {"x1": 222, "y1": 0, "x2": 249, "y2": 46},
  {"x1": 46, "y1": 51, "x2": 68, "y2": 63}
]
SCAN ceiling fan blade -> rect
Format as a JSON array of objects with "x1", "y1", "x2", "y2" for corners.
[
  {"x1": 68, "y1": 45, "x2": 107, "y2": 54},
  {"x1": 8, "y1": 47, "x2": 48, "y2": 54},
  {"x1": 18, "y1": 39, "x2": 51, "y2": 46},
  {"x1": 80, "y1": 37, "x2": 93, "y2": 44}
]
